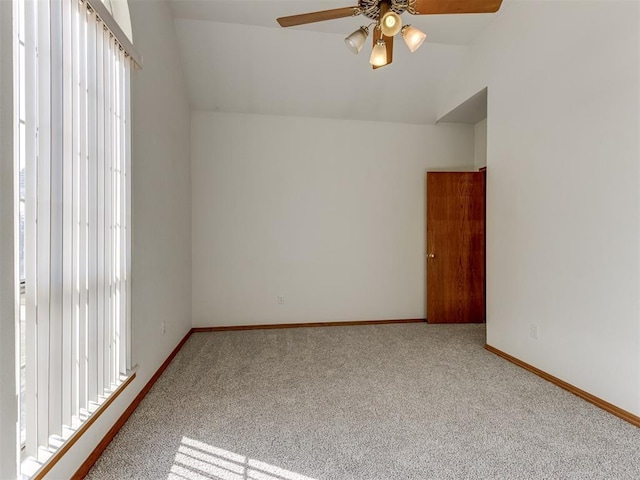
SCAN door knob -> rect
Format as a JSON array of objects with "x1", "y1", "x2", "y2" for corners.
[{"x1": 427, "y1": 253, "x2": 435, "y2": 259}]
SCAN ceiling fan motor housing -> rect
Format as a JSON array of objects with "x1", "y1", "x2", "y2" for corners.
[{"x1": 360, "y1": 0, "x2": 411, "y2": 21}]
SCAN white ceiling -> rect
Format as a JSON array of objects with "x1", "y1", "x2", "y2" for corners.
[
  {"x1": 168, "y1": 0, "x2": 506, "y2": 124},
  {"x1": 437, "y1": 87, "x2": 487, "y2": 124}
]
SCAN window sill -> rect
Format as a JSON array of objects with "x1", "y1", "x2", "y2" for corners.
[{"x1": 21, "y1": 372, "x2": 136, "y2": 480}]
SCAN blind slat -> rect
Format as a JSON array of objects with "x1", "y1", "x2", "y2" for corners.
[
  {"x1": 117, "y1": 48, "x2": 125, "y2": 376},
  {"x1": 35, "y1": 0, "x2": 52, "y2": 451},
  {"x1": 103, "y1": 32, "x2": 112, "y2": 392},
  {"x1": 61, "y1": 0, "x2": 74, "y2": 429},
  {"x1": 70, "y1": 0, "x2": 82, "y2": 423},
  {"x1": 48, "y1": 0, "x2": 65, "y2": 438},
  {"x1": 95, "y1": 19, "x2": 105, "y2": 399},
  {"x1": 124, "y1": 60, "x2": 131, "y2": 372},
  {"x1": 78, "y1": 0, "x2": 90, "y2": 415},
  {"x1": 86, "y1": 11, "x2": 98, "y2": 404},
  {"x1": 24, "y1": 0, "x2": 39, "y2": 457}
]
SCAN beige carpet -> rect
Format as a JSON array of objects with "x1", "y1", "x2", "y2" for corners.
[{"x1": 86, "y1": 323, "x2": 640, "y2": 479}]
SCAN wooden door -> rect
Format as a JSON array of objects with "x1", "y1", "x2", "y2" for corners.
[{"x1": 426, "y1": 171, "x2": 485, "y2": 323}]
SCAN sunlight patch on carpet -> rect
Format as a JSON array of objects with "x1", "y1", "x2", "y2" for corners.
[{"x1": 169, "y1": 437, "x2": 317, "y2": 480}]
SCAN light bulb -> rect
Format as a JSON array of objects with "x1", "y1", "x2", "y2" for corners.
[
  {"x1": 344, "y1": 27, "x2": 369, "y2": 54},
  {"x1": 369, "y1": 39, "x2": 387, "y2": 67},
  {"x1": 401, "y1": 25, "x2": 427, "y2": 53},
  {"x1": 380, "y1": 11, "x2": 402, "y2": 37}
]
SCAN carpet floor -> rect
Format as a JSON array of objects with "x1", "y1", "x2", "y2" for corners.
[{"x1": 86, "y1": 323, "x2": 640, "y2": 480}]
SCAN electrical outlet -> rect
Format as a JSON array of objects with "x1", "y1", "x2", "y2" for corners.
[
  {"x1": 530, "y1": 323, "x2": 538, "y2": 340},
  {"x1": 162, "y1": 321, "x2": 166, "y2": 335},
  {"x1": 277, "y1": 295, "x2": 285, "y2": 305}
]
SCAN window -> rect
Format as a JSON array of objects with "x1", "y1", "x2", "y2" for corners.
[
  {"x1": 17, "y1": 0, "x2": 27, "y2": 450},
  {"x1": 14, "y1": 0, "x2": 138, "y2": 475}
]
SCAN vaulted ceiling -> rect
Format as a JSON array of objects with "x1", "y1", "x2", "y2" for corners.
[{"x1": 168, "y1": 0, "x2": 506, "y2": 124}]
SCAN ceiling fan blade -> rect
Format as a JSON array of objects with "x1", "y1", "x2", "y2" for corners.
[
  {"x1": 277, "y1": 6, "x2": 360, "y2": 27},
  {"x1": 372, "y1": 28, "x2": 393, "y2": 70},
  {"x1": 411, "y1": 0, "x2": 503, "y2": 15}
]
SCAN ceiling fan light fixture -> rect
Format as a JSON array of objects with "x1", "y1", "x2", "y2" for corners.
[
  {"x1": 380, "y1": 11, "x2": 402, "y2": 37},
  {"x1": 401, "y1": 25, "x2": 427, "y2": 53},
  {"x1": 369, "y1": 39, "x2": 387, "y2": 67},
  {"x1": 344, "y1": 26, "x2": 369, "y2": 54}
]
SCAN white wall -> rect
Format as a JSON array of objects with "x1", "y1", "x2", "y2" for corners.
[
  {"x1": 0, "y1": 0, "x2": 18, "y2": 477},
  {"x1": 45, "y1": 0, "x2": 192, "y2": 477},
  {"x1": 192, "y1": 112, "x2": 473, "y2": 326},
  {"x1": 441, "y1": 1, "x2": 640, "y2": 415},
  {"x1": 474, "y1": 118, "x2": 487, "y2": 169}
]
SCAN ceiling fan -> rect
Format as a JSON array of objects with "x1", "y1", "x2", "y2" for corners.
[{"x1": 277, "y1": 0, "x2": 503, "y2": 69}]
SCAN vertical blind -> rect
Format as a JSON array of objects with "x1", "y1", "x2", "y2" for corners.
[{"x1": 19, "y1": 0, "x2": 131, "y2": 460}]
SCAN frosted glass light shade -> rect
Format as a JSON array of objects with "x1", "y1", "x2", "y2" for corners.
[
  {"x1": 380, "y1": 11, "x2": 402, "y2": 37},
  {"x1": 401, "y1": 25, "x2": 426, "y2": 53},
  {"x1": 369, "y1": 39, "x2": 387, "y2": 66},
  {"x1": 344, "y1": 27, "x2": 369, "y2": 54}
]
